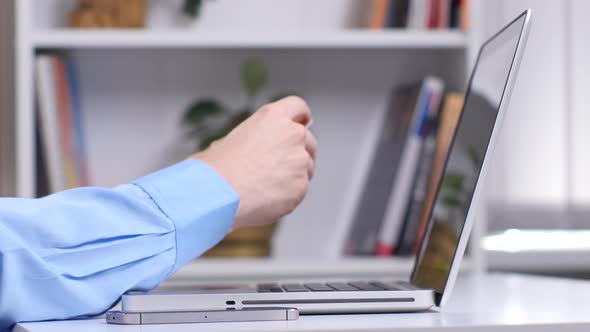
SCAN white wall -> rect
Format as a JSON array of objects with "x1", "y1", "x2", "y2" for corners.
[
  {"x1": 481, "y1": 0, "x2": 590, "y2": 229},
  {"x1": 570, "y1": 0, "x2": 590, "y2": 206},
  {"x1": 482, "y1": 0, "x2": 568, "y2": 206}
]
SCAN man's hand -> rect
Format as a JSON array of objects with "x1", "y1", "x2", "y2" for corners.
[{"x1": 193, "y1": 96, "x2": 318, "y2": 230}]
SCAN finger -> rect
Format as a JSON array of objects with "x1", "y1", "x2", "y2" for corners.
[
  {"x1": 274, "y1": 96, "x2": 312, "y2": 126},
  {"x1": 304, "y1": 129, "x2": 318, "y2": 161}
]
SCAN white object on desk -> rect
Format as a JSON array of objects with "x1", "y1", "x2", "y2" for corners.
[{"x1": 15, "y1": 273, "x2": 590, "y2": 332}]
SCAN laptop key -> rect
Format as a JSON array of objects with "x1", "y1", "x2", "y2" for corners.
[
  {"x1": 258, "y1": 287, "x2": 284, "y2": 292},
  {"x1": 257, "y1": 283, "x2": 280, "y2": 289},
  {"x1": 370, "y1": 281, "x2": 402, "y2": 291},
  {"x1": 348, "y1": 282, "x2": 382, "y2": 291},
  {"x1": 304, "y1": 283, "x2": 334, "y2": 291},
  {"x1": 281, "y1": 284, "x2": 309, "y2": 292},
  {"x1": 256, "y1": 283, "x2": 284, "y2": 293},
  {"x1": 326, "y1": 282, "x2": 359, "y2": 291}
]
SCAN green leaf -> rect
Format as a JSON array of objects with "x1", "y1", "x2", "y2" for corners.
[
  {"x1": 183, "y1": 100, "x2": 225, "y2": 126},
  {"x1": 465, "y1": 144, "x2": 482, "y2": 169},
  {"x1": 441, "y1": 194, "x2": 462, "y2": 208},
  {"x1": 241, "y1": 58, "x2": 267, "y2": 98},
  {"x1": 441, "y1": 172, "x2": 465, "y2": 193},
  {"x1": 182, "y1": 0, "x2": 203, "y2": 18}
]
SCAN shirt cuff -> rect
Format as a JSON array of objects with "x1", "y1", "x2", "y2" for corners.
[{"x1": 132, "y1": 159, "x2": 239, "y2": 274}]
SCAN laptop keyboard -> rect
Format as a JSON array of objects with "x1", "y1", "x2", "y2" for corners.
[{"x1": 256, "y1": 281, "x2": 402, "y2": 293}]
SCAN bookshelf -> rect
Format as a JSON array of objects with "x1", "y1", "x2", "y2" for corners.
[
  {"x1": 14, "y1": 0, "x2": 486, "y2": 279},
  {"x1": 31, "y1": 30, "x2": 468, "y2": 49}
]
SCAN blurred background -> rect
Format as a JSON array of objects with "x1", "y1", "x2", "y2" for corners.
[{"x1": 0, "y1": 0, "x2": 588, "y2": 284}]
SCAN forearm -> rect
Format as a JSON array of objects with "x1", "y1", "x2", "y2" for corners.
[{"x1": 0, "y1": 160, "x2": 239, "y2": 330}]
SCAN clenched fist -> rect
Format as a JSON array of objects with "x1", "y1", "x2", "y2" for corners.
[{"x1": 193, "y1": 96, "x2": 318, "y2": 230}]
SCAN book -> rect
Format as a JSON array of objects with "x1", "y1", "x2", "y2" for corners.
[
  {"x1": 66, "y1": 59, "x2": 91, "y2": 186},
  {"x1": 35, "y1": 54, "x2": 89, "y2": 194},
  {"x1": 386, "y1": 0, "x2": 410, "y2": 28},
  {"x1": 460, "y1": 0, "x2": 470, "y2": 31},
  {"x1": 407, "y1": 0, "x2": 428, "y2": 29},
  {"x1": 395, "y1": 109, "x2": 439, "y2": 255},
  {"x1": 375, "y1": 77, "x2": 444, "y2": 256},
  {"x1": 426, "y1": 0, "x2": 439, "y2": 29},
  {"x1": 413, "y1": 93, "x2": 464, "y2": 253},
  {"x1": 345, "y1": 84, "x2": 420, "y2": 256},
  {"x1": 370, "y1": 0, "x2": 391, "y2": 30},
  {"x1": 399, "y1": 0, "x2": 468, "y2": 29},
  {"x1": 449, "y1": 0, "x2": 462, "y2": 28},
  {"x1": 437, "y1": 0, "x2": 450, "y2": 29},
  {"x1": 36, "y1": 56, "x2": 66, "y2": 193},
  {"x1": 54, "y1": 58, "x2": 78, "y2": 189}
]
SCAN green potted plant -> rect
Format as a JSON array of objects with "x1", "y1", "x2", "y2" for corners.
[{"x1": 182, "y1": 58, "x2": 292, "y2": 257}]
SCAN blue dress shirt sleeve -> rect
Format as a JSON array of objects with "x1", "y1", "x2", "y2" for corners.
[{"x1": 0, "y1": 159, "x2": 239, "y2": 330}]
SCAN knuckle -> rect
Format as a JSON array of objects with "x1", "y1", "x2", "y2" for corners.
[
  {"x1": 284, "y1": 95, "x2": 304, "y2": 105},
  {"x1": 282, "y1": 95, "x2": 310, "y2": 113},
  {"x1": 257, "y1": 104, "x2": 274, "y2": 116}
]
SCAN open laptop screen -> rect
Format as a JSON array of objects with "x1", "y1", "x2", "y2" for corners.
[{"x1": 411, "y1": 12, "x2": 528, "y2": 300}]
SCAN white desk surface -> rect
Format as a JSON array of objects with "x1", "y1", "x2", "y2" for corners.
[{"x1": 14, "y1": 273, "x2": 590, "y2": 332}]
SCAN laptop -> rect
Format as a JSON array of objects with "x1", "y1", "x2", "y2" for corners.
[{"x1": 121, "y1": 9, "x2": 532, "y2": 314}]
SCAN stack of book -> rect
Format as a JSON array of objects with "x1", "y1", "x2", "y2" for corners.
[
  {"x1": 369, "y1": 0, "x2": 470, "y2": 30},
  {"x1": 346, "y1": 77, "x2": 464, "y2": 257},
  {"x1": 35, "y1": 54, "x2": 90, "y2": 195}
]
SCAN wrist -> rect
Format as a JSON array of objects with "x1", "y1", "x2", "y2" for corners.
[{"x1": 191, "y1": 153, "x2": 247, "y2": 229}]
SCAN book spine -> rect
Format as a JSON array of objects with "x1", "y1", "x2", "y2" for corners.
[
  {"x1": 375, "y1": 77, "x2": 444, "y2": 256},
  {"x1": 408, "y1": 0, "x2": 427, "y2": 29},
  {"x1": 395, "y1": 85, "x2": 445, "y2": 255},
  {"x1": 427, "y1": 0, "x2": 438, "y2": 29},
  {"x1": 66, "y1": 59, "x2": 91, "y2": 186},
  {"x1": 396, "y1": 135, "x2": 436, "y2": 254},
  {"x1": 460, "y1": 0, "x2": 470, "y2": 31},
  {"x1": 54, "y1": 57, "x2": 78, "y2": 189},
  {"x1": 397, "y1": 0, "x2": 411, "y2": 28},
  {"x1": 437, "y1": 0, "x2": 450, "y2": 29},
  {"x1": 370, "y1": 0, "x2": 391, "y2": 30},
  {"x1": 35, "y1": 56, "x2": 65, "y2": 193},
  {"x1": 385, "y1": 0, "x2": 397, "y2": 28},
  {"x1": 413, "y1": 93, "x2": 463, "y2": 254},
  {"x1": 345, "y1": 85, "x2": 418, "y2": 256}
]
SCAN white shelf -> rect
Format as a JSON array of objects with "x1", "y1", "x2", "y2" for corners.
[
  {"x1": 31, "y1": 29, "x2": 468, "y2": 49},
  {"x1": 484, "y1": 230, "x2": 590, "y2": 272},
  {"x1": 167, "y1": 258, "x2": 416, "y2": 282},
  {"x1": 164, "y1": 257, "x2": 473, "y2": 283},
  {"x1": 487, "y1": 250, "x2": 590, "y2": 273}
]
